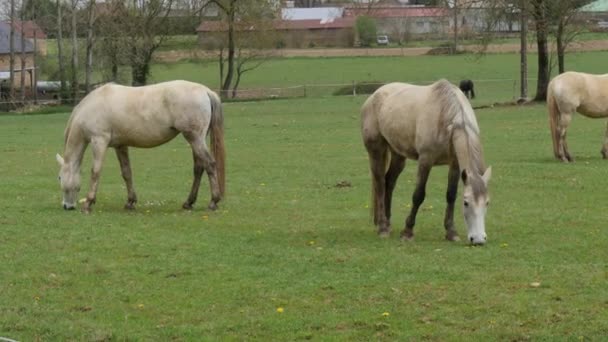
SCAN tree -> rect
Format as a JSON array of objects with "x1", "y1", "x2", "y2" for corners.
[
  {"x1": 519, "y1": 0, "x2": 527, "y2": 101},
  {"x1": 9, "y1": 0, "x2": 16, "y2": 100},
  {"x1": 209, "y1": 0, "x2": 278, "y2": 98},
  {"x1": 84, "y1": 0, "x2": 96, "y2": 93},
  {"x1": 531, "y1": 0, "x2": 549, "y2": 101},
  {"x1": 122, "y1": 0, "x2": 176, "y2": 86},
  {"x1": 356, "y1": 15, "x2": 376, "y2": 47},
  {"x1": 56, "y1": 0, "x2": 68, "y2": 100},
  {"x1": 70, "y1": 0, "x2": 79, "y2": 103},
  {"x1": 20, "y1": 0, "x2": 27, "y2": 102},
  {"x1": 550, "y1": 0, "x2": 591, "y2": 74}
]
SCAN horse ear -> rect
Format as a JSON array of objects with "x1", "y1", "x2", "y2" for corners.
[
  {"x1": 482, "y1": 166, "x2": 492, "y2": 185},
  {"x1": 56, "y1": 153, "x2": 64, "y2": 166},
  {"x1": 461, "y1": 169, "x2": 468, "y2": 184}
]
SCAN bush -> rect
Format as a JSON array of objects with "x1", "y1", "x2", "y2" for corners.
[
  {"x1": 333, "y1": 81, "x2": 385, "y2": 96},
  {"x1": 356, "y1": 16, "x2": 377, "y2": 47}
]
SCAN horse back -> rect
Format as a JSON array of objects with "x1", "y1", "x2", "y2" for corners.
[{"x1": 71, "y1": 81, "x2": 214, "y2": 148}]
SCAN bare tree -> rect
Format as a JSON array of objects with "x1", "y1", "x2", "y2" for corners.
[
  {"x1": 20, "y1": 2, "x2": 27, "y2": 102},
  {"x1": 69, "y1": 0, "x2": 79, "y2": 103},
  {"x1": 120, "y1": 0, "x2": 176, "y2": 86},
  {"x1": 56, "y1": 0, "x2": 68, "y2": 100},
  {"x1": 519, "y1": 0, "x2": 527, "y2": 101},
  {"x1": 550, "y1": 0, "x2": 591, "y2": 74},
  {"x1": 209, "y1": 0, "x2": 277, "y2": 98},
  {"x1": 9, "y1": 0, "x2": 16, "y2": 100},
  {"x1": 84, "y1": 0, "x2": 96, "y2": 93},
  {"x1": 531, "y1": 0, "x2": 549, "y2": 101}
]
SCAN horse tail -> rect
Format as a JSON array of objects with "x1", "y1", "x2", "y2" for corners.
[
  {"x1": 547, "y1": 83, "x2": 560, "y2": 159},
  {"x1": 207, "y1": 90, "x2": 226, "y2": 197}
]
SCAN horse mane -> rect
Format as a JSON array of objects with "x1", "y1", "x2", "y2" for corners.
[{"x1": 432, "y1": 80, "x2": 486, "y2": 176}]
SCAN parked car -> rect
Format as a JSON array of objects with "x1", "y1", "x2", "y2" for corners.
[{"x1": 376, "y1": 35, "x2": 389, "y2": 46}]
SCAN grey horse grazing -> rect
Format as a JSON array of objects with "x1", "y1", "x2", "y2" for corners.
[
  {"x1": 361, "y1": 80, "x2": 492, "y2": 245},
  {"x1": 459, "y1": 79, "x2": 475, "y2": 99},
  {"x1": 56, "y1": 80, "x2": 226, "y2": 213}
]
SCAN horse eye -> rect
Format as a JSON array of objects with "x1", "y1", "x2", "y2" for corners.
[{"x1": 464, "y1": 201, "x2": 469, "y2": 207}]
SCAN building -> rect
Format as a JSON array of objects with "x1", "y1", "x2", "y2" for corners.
[
  {"x1": 5, "y1": 20, "x2": 47, "y2": 56},
  {"x1": 0, "y1": 22, "x2": 36, "y2": 91},
  {"x1": 197, "y1": 7, "x2": 356, "y2": 48}
]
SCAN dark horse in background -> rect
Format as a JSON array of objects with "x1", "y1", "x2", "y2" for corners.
[{"x1": 459, "y1": 80, "x2": 475, "y2": 99}]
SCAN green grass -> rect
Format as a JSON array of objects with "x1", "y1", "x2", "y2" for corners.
[
  {"x1": 149, "y1": 50, "x2": 608, "y2": 105},
  {"x1": 1, "y1": 96, "x2": 607, "y2": 340}
]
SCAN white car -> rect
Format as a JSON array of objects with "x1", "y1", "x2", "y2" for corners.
[{"x1": 377, "y1": 35, "x2": 389, "y2": 46}]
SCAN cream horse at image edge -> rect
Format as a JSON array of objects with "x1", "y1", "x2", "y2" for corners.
[
  {"x1": 56, "y1": 80, "x2": 225, "y2": 213},
  {"x1": 548, "y1": 71, "x2": 608, "y2": 162}
]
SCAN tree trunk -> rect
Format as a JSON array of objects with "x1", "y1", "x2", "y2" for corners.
[
  {"x1": 519, "y1": 0, "x2": 527, "y2": 101},
  {"x1": 533, "y1": 0, "x2": 549, "y2": 102},
  {"x1": 34, "y1": 24, "x2": 38, "y2": 104},
  {"x1": 220, "y1": 2, "x2": 236, "y2": 98},
  {"x1": 452, "y1": 0, "x2": 458, "y2": 54},
  {"x1": 556, "y1": 18, "x2": 565, "y2": 74},
  {"x1": 9, "y1": 0, "x2": 16, "y2": 100},
  {"x1": 20, "y1": 8, "x2": 26, "y2": 103},
  {"x1": 70, "y1": 0, "x2": 80, "y2": 104},
  {"x1": 57, "y1": 0, "x2": 67, "y2": 101},
  {"x1": 85, "y1": 0, "x2": 96, "y2": 93}
]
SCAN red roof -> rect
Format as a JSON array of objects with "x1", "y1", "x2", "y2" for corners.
[
  {"x1": 344, "y1": 7, "x2": 448, "y2": 18},
  {"x1": 6, "y1": 20, "x2": 47, "y2": 39},
  {"x1": 197, "y1": 17, "x2": 355, "y2": 32}
]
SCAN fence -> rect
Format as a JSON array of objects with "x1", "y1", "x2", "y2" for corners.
[{"x1": 1, "y1": 78, "x2": 538, "y2": 113}]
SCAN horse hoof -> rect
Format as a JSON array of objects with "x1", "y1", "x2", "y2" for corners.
[
  {"x1": 445, "y1": 232, "x2": 460, "y2": 242},
  {"x1": 207, "y1": 202, "x2": 218, "y2": 211},
  {"x1": 601, "y1": 150, "x2": 608, "y2": 159},
  {"x1": 378, "y1": 230, "x2": 391, "y2": 238},
  {"x1": 124, "y1": 203, "x2": 136, "y2": 210},
  {"x1": 400, "y1": 229, "x2": 414, "y2": 241},
  {"x1": 81, "y1": 207, "x2": 92, "y2": 215},
  {"x1": 182, "y1": 203, "x2": 193, "y2": 210}
]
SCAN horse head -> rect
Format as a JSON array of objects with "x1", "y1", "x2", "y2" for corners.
[
  {"x1": 461, "y1": 167, "x2": 492, "y2": 245},
  {"x1": 56, "y1": 153, "x2": 80, "y2": 210}
]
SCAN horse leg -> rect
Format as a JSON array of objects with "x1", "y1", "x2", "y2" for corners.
[
  {"x1": 401, "y1": 160, "x2": 432, "y2": 241},
  {"x1": 115, "y1": 146, "x2": 137, "y2": 210},
  {"x1": 384, "y1": 152, "x2": 406, "y2": 221},
  {"x1": 443, "y1": 161, "x2": 460, "y2": 241},
  {"x1": 601, "y1": 120, "x2": 608, "y2": 159},
  {"x1": 83, "y1": 137, "x2": 109, "y2": 214},
  {"x1": 182, "y1": 132, "x2": 206, "y2": 210},
  {"x1": 366, "y1": 142, "x2": 390, "y2": 237},
  {"x1": 557, "y1": 112, "x2": 574, "y2": 162},
  {"x1": 199, "y1": 144, "x2": 221, "y2": 211}
]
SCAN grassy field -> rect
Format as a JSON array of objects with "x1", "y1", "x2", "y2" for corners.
[{"x1": 1, "y1": 96, "x2": 607, "y2": 340}]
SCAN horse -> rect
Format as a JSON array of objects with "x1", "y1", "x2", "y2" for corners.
[
  {"x1": 547, "y1": 71, "x2": 608, "y2": 162},
  {"x1": 361, "y1": 80, "x2": 492, "y2": 245},
  {"x1": 55, "y1": 80, "x2": 226, "y2": 213},
  {"x1": 459, "y1": 79, "x2": 475, "y2": 99}
]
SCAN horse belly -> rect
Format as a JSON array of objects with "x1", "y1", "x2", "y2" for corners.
[{"x1": 111, "y1": 126, "x2": 179, "y2": 148}]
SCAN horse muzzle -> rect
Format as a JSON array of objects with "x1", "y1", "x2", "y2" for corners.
[{"x1": 468, "y1": 234, "x2": 487, "y2": 246}]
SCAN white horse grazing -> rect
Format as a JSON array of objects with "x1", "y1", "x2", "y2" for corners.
[
  {"x1": 56, "y1": 80, "x2": 226, "y2": 213},
  {"x1": 361, "y1": 80, "x2": 492, "y2": 245},
  {"x1": 548, "y1": 71, "x2": 608, "y2": 162}
]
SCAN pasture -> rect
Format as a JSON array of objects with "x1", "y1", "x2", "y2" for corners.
[{"x1": 1, "y1": 95, "x2": 607, "y2": 340}]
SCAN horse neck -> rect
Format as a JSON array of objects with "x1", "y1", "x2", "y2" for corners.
[
  {"x1": 63, "y1": 125, "x2": 87, "y2": 172},
  {"x1": 451, "y1": 126, "x2": 485, "y2": 175}
]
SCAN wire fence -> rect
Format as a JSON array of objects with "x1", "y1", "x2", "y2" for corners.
[{"x1": 0, "y1": 78, "x2": 538, "y2": 113}]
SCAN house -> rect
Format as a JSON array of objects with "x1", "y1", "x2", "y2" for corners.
[
  {"x1": 5, "y1": 20, "x2": 47, "y2": 55},
  {"x1": 197, "y1": 7, "x2": 356, "y2": 48},
  {"x1": 0, "y1": 22, "x2": 36, "y2": 90},
  {"x1": 579, "y1": 0, "x2": 608, "y2": 22},
  {"x1": 345, "y1": 6, "x2": 450, "y2": 41}
]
